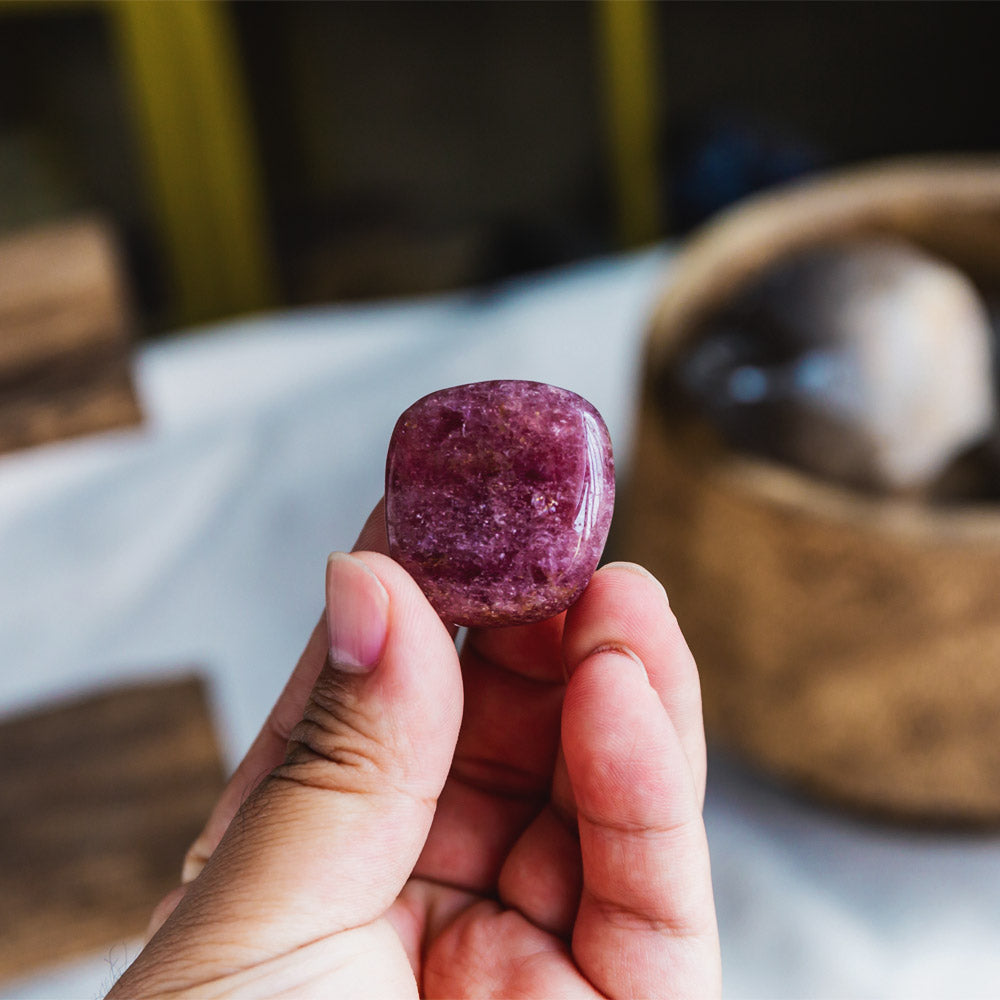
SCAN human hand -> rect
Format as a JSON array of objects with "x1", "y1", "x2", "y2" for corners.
[{"x1": 109, "y1": 502, "x2": 720, "y2": 999}]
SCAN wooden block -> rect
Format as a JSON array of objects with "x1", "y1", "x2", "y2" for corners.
[
  {"x1": 0, "y1": 676, "x2": 226, "y2": 982},
  {"x1": 0, "y1": 217, "x2": 143, "y2": 455},
  {"x1": 0, "y1": 355, "x2": 141, "y2": 454}
]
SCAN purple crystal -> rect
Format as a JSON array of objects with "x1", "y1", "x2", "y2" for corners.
[{"x1": 385, "y1": 380, "x2": 615, "y2": 627}]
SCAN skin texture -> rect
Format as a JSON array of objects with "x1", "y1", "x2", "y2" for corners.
[{"x1": 108, "y1": 500, "x2": 720, "y2": 1000}]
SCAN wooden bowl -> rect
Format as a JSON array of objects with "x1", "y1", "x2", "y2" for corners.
[{"x1": 624, "y1": 157, "x2": 1000, "y2": 823}]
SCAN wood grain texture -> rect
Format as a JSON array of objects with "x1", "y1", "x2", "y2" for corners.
[
  {"x1": 625, "y1": 158, "x2": 1000, "y2": 823},
  {"x1": 0, "y1": 676, "x2": 226, "y2": 981},
  {"x1": 0, "y1": 217, "x2": 142, "y2": 455}
]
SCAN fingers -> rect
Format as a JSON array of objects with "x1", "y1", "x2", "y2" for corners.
[
  {"x1": 562, "y1": 562, "x2": 707, "y2": 802},
  {"x1": 145, "y1": 608, "x2": 332, "y2": 940},
  {"x1": 176, "y1": 615, "x2": 328, "y2": 892},
  {"x1": 412, "y1": 613, "x2": 567, "y2": 891},
  {"x1": 178, "y1": 500, "x2": 391, "y2": 888},
  {"x1": 562, "y1": 630, "x2": 720, "y2": 998},
  {"x1": 146, "y1": 501, "x2": 391, "y2": 939},
  {"x1": 134, "y1": 550, "x2": 464, "y2": 979},
  {"x1": 497, "y1": 562, "x2": 711, "y2": 947}
]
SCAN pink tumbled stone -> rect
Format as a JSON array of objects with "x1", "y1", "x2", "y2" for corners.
[{"x1": 385, "y1": 380, "x2": 615, "y2": 627}]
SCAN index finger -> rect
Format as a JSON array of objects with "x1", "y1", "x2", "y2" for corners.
[
  {"x1": 562, "y1": 562, "x2": 707, "y2": 803},
  {"x1": 563, "y1": 643, "x2": 720, "y2": 999}
]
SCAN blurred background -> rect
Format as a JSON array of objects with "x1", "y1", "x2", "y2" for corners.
[
  {"x1": 4, "y1": 2, "x2": 1000, "y2": 998},
  {"x1": 3, "y1": 0, "x2": 999, "y2": 330}
]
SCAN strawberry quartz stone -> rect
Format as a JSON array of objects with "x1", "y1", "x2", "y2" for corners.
[{"x1": 385, "y1": 380, "x2": 615, "y2": 627}]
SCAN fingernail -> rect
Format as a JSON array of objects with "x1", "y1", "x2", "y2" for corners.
[
  {"x1": 181, "y1": 839, "x2": 210, "y2": 883},
  {"x1": 326, "y1": 552, "x2": 390, "y2": 672},
  {"x1": 588, "y1": 642, "x2": 645, "y2": 668}
]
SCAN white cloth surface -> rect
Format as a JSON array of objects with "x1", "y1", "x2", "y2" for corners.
[{"x1": 2, "y1": 249, "x2": 999, "y2": 999}]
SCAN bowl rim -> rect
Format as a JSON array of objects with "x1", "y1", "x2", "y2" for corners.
[{"x1": 647, "y1": 154, "x2": 1000, "y2": 371}]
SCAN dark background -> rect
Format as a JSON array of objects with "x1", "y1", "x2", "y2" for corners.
[{"x1": 2, "y1": 0, "x2": 997, "y2": 331}]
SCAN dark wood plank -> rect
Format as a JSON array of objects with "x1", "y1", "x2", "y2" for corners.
[
  {"x1": 0, "y1": 676, "x2": 226, "y2": 981},
  {"x1": 0, "y1": 358, "x2": 142, "y2": 455},
  {"x1": 0, "y1": 217, "x2": 143, "y2": 456}
]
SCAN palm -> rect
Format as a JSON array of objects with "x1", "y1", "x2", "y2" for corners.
[{"x1": 416, "y1": 888, "x2": 583, "y2": 997}]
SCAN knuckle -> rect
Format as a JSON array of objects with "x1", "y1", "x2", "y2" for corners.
[{"x1": 275, "y1": 667, "x2": 388, "y2": 793}]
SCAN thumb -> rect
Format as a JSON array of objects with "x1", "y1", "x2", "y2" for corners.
[{"x1": 138, "y1": 552, "x2": 463, "y2": 974}]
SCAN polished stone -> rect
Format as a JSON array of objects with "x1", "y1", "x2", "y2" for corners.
[{"x1": 385, "y1": 380, "x2": 615, "y2": 627}]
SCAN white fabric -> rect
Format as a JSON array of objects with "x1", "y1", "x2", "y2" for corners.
[{"x1": 2, "y1": 249, "x2": 999, "y2": 999}]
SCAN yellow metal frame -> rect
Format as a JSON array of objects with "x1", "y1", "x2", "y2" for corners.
[
  {"x1": 1, "y1": 0, "x2": 277, "y2": 326},
  {"x1": 109, "y1": 0, "x2": 277, "y2": 325},
  {"x1": 595, "y1": 0, "x2": 663, "y2": 248},
  {"x1": 7, "y1": 1, "x2": 657, "y2": 313}
]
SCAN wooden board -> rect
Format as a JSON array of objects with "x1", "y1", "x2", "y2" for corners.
[
  {"x1": 0, "y1": 217, "x2": 143, "y2": 455},
  {"x1": 0, "y1": 675, "x2": 226, "y2": 981}
]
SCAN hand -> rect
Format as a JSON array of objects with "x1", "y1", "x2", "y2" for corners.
[{"x1": 109, "y1": 502, "x2": 720, "y2": 999}]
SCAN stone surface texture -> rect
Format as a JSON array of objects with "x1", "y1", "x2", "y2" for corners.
[{"x1": 386, "y1": 380, "x2": 615, "y2": 627}]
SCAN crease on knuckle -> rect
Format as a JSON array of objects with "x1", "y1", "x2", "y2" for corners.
[
  {"x1": 267, "y1": 676, "x2": 438, "y2": 815},
  {"x1": 587, "y1": 884, "x2": 698, "y2": 939},
  {"x1": 591, "y1": 890, "x2": 668, "y2": 933},
  {"x1": 578, "y1": 805, "x2": 701, "y2": 845},
  {"x1": 277, "y1": 673, "x2": 386, "y2": 790}
]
